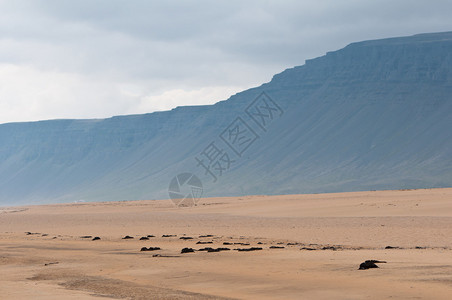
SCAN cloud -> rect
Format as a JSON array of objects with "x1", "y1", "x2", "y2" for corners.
[{"x1": 0, "y1": 0, "x2": 452, "y2": 123}]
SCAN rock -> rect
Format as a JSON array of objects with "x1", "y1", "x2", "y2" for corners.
[
  {"x1": 207, "y1": 248, "x2": 230, "y2": 252},
  {"x1": 139, "y1": 237, "x2": 149, "y2": 240},
  {"x1": 80, "y1": 236, "x2": 92, "y2": 239},
  {"x1": 269, "y1": 246, "x2": 285, "y2": 249},
  {"x1": 199, "y1": 247, "x2": 230, "y2": 252},
  {"x1": 147, "y1": 235, "x2": 155, "y2": 238},
  {"x1": 235, "y1": 247, "x2": 263, "y2": 252},
  {"x1": 223, "y1": 242, "x2": 232, "y2": 245},
  {"x1": 197, "y1": 247, "x2": 213, "y2": 252},
  {"x1": 162, "y1": 235, "x2": 176, "y2": 237},
  {"x1": 181, "y1": 247, "x2": 195, "y2": 254},
  {"x1": 322, "y1": 246, "x2": 339, "y2": 250},
  {"x1": 199, "y1": 235, "x2": 214, "y2": 238},
  {"x1": 180, "y1": 237, "x2": 193, "y2": 240},
  {"x1": 196, "y1": 241, "x2": 213, "y2": 244},
  {"x1": 92, "y1": 237, "x2": 101, "y2": 241},
  {"x1": 141, "y1": 247, "x2": 161, "y2": 251},
  {"x1": 122, "y1": 235, "x2": 134, "y2": 239},
  {"x1": 385, "y1": 246, "x2": 398, "y2": 249},
  {"x1": 300, "y1": 247, "x2": 316, "y2": 250},
  {"x1": 359, "y1": 260, "x2": 387, "y2": 270}
]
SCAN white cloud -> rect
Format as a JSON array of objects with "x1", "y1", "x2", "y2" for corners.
[
  {"x1": 134, "y1": 85, "x2": 250, "y2": 113},
  {"x1": 0, "y1": 0, "x2": 452, "y2": 124}
]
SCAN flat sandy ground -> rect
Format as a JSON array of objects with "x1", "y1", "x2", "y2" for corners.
[{"x1": 1, "y1": 188, "x2": 452, "y2": 299}]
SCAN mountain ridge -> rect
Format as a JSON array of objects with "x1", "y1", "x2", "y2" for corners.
[{"x1": 1, "y1": 31, "x2": 451, "y2": 205}]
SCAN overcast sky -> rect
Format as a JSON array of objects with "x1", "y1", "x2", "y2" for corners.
[{"x1": 0, "y1": 0, "x2": 451, "y2": 124}]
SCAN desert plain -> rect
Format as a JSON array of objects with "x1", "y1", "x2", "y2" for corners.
[{"x1": 1, "y1": 188, "x2": 452, "y2": 299}]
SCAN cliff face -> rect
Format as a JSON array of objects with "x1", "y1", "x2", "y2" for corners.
[{"x1": 1, "y1": 32, "x2": 452, "y2": 205}]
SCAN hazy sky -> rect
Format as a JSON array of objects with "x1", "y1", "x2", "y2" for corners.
[{"x1": 1, "y1": 0, "x2": 451, "y2": 124}]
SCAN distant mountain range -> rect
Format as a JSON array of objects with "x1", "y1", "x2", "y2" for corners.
[{"x1": 1, "y1": 32, "x2": 452, "y2": 205}]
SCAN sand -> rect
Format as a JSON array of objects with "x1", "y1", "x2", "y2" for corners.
[{"x1": 1, "y1": 188, "x2": 452, "y2": 299}]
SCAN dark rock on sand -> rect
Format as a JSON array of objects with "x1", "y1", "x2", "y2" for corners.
[
  {"x1": 122, "y1": 235, "x2": 134, "y2": 239},
  {"x1": 80, "y1": 236, "x2": 92, "y2": 239},
  {"x1": 147, "y1": 235, "x2": 155, "y2": 238},
  {"x1": 141, "y1": 247, "x2": 161, "y2": 251},
  {"x1": 300, "y1": 247, "x2": 316, "y2": 251},
  {"x1": 223, "y1": 242, "x2": 232, "y2": 245},
  {"x1": 359, "y1": 260, "x2": 387, "y2": 270},
  {"x1": 198, "y1": 247, "x2": 230, "y2": 252},
  {"x1": 140, "y1": 237, "x2": 149, "y2": 240},
  {"x1": 181, "y1": 247, "x2": 195, "y2": 254},
  {"x1": 180, "y1": 237, "x2": 194, "y2": 240},
  {"x1": 235, "y1": 247, "x2": 263, "y2": 252},
  {"x1": 197, "y1": 247, "x2": 213, "y2": 251},
  {"x1": 208, "y1": 248, "x2": 230, "y2": 252},
  {"x1": 199, "y1": 235, "x2": 214, "y2": 238},
  {"x1": 162, "y1": 235, "x2": 176, "y2": 237},
  {"x1": 269, "y1": 246, "x2": 285, "y2": 249},
  {"x1": 196, "y1": 241, "x2": 213, "y2": 244},
  {"x1": 92, "y1": 237, "x2": 101, "y2": 241},
  {"x1": 322, "y1": 246, "x2": 339, "y2": 250},
  {"x1": 385, "y1": 246, "x2": 399, "y2": 249}
]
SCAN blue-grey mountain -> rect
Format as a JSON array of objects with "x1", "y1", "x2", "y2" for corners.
[{"x1": 1, "y1": 32, "x2": 452, "y2": 205}]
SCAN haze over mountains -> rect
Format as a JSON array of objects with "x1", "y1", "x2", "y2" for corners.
[{"x1": 1, "y1": 32, "x2": 452, "y2": 205}]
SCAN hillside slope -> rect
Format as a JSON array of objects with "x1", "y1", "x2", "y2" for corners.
[{"x1": 1, "y1": 32, "x2": 452, "y2": 205}]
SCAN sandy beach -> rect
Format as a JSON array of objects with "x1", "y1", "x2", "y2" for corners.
[{"x1": 1, "y1": 188, "x2": 452, "y2": 299}]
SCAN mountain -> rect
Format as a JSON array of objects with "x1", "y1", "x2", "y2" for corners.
[{"x1": 1, "y1": 32, "x2": 452, "y2": 205}]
